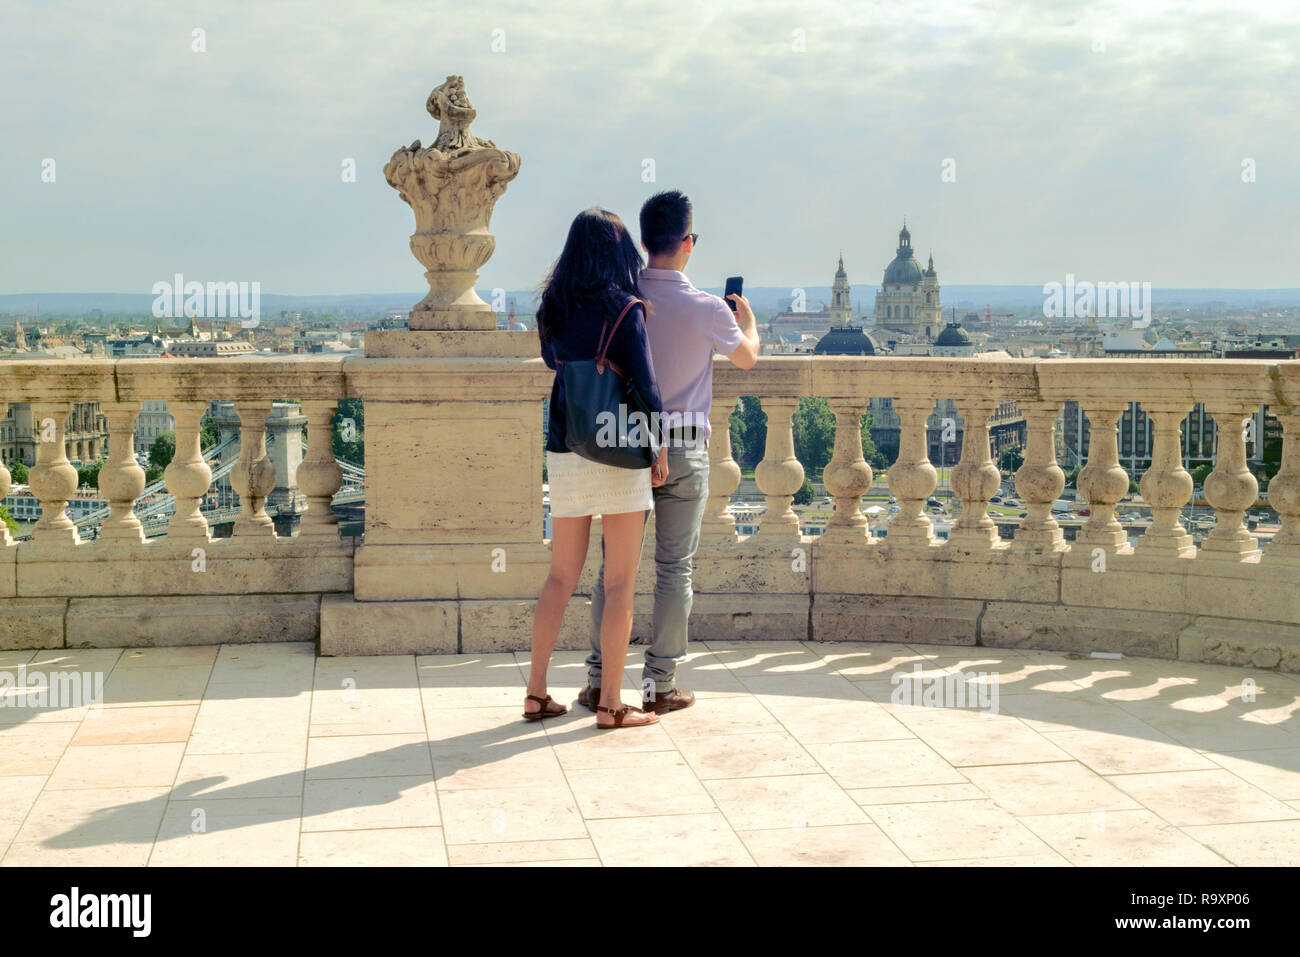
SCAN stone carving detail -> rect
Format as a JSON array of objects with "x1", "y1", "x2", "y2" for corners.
[{"x1": 384, "y1": 76, "x2": 521, "y2": 331}]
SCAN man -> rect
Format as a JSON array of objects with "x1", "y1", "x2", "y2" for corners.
[{"x1": 579, "y1": 190, "x2": 760, "y2": 715}]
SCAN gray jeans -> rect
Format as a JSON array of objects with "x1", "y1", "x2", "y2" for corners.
[{"x1": 587, "y1": 437, "x2": 710, "y2": 694}]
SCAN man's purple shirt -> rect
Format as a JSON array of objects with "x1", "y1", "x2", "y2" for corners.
[{"x1": 638, "y1": 267, "x2": 743, "y2": 440}]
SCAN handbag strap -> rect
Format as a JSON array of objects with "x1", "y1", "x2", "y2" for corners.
[{"x1": 595, "y1": 298, "x2": 644, "y2": 370}]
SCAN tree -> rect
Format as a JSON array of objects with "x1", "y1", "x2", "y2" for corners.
[
  {"x1": 793, "y1": 476, "x2": 813, "y2": 505},
  {"x1": 1064, "y1": 465, "x2": 1083, "y2": 488},
  {"x1": 332, "y1": 398, "x2": 364, "y2": 465},
  {"x1": 200, "y1": 418, "x2": 221, "y2": 451},
  {"x1": 10, "y1": 462, "x2": 28, "y2": 484},
  {"x1": 149, "y1": 431, "x2": 176, "y2": 471},
  {"x1": 730, "y1": 396, "x2": 766, "y2": 469},
  {"x1": 998, "y1": 445, "x2": 1024, "y2": 473},
  {"x1": 78, "y1": 461, "x2": 104, "y2": 489},
  {"x1": 145, "y1": 464, "x2": 165, "y2": 484},
  {"x1": 1190, "y1": 463, "x2": 1213, "y2": 488},
  {"x1": 792, "y1": 397, "x2": 835, "y2": 477}
]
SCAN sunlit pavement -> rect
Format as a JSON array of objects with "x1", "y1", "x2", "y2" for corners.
[{"x1": 3, "y1": 640, "x2": 1300, "y2": 866}]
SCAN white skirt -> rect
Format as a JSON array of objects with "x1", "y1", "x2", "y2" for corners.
[{"x1": 547, "y1": 451, "x2": 653, "y2": 518}]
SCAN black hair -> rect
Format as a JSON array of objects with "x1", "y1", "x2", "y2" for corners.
[
  {"x1": 639, "y1": 190, "x2": 692, "y2": 257},
  {"x1": 536, "y1": 207, "x2": 644, "y2": 343}
]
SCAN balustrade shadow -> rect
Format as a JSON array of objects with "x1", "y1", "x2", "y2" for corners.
[{"x1": 17, "y1": 639, "x2": 1300, "y2": 856}]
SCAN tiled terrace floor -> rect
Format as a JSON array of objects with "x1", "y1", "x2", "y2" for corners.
[{"x1": 4, "y1": 640, "x2": 1300, "y2": 866}]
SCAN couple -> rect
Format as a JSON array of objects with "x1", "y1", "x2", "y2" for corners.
[{"x1": 525, "y1": 191, "x2": 760, "y2": 728}]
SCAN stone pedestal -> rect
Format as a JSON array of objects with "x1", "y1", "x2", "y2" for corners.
[{"x1": 322, "y1": 75, "x2": 536, "y2": 655}]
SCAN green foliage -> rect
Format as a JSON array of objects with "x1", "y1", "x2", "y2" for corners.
[
  {"x1": 1064, "y1": 465, "x2": 1083, "y2": 488},
  {"x1": 78, "y1": 460, "x2": 104, "y2": 489},
  {"x1": 145, "y1": 464, "x2": 165, "y2": 484},
  {"x1": 332, "y1": 397, "x2": 364, "y2": 465},
  {"x1": 0, "y1": 505, "x2": 15, "y2": 536},
  {"x1": 149, "y1": 431, "x2": 176, "y2": 471},
  {"x1": 730, "y1": 396, "x2": 766, "y2": 469},
  {"x1": 200, "y1": 418, "x2": 221, "y2": 450},
  {"x1": 10, "y1": 462, "x2": 28, "y2": 484},
  {"x1": 1189, "y1": 463, "x2": 1213, "y2": 488},
  {"x1": 793, "y1": 476, "x2": 814, "y2": 506},
  {"x1": 792, "y1": 397, "x2": 835, "y2": 477},
  {"x1": 998, "y1": 445, "x2": 1024, "y2": 473}
]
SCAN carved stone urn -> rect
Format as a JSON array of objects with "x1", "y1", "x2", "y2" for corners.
[{"x1": 383, "y1": 75, "x2": 521, "y2": 331}]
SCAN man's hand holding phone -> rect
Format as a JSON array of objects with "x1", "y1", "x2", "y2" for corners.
[{"x1": 726, "y1": 292, "x2": 756, "y2": 331}]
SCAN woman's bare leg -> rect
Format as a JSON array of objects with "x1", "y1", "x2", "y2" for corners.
[
  {"x1": 527, "y1": 515, "x2": 591, "y2": 714},
  {"x1": 596, "y1": 510, "x2": 657, "y2": 727}
]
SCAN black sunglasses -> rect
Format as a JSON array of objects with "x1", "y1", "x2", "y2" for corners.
[{"x1": 684, "y1": 233, "x2": 699, "y2": 246}]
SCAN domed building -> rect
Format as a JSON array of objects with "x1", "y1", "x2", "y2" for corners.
[
  {"x1": 932, "y1": 320, "x2": 975, "y2": 356},
  {"x1": 813, "y1": 324, "x2": 874, "y2": 355},
  {"x1": 874, "y1": 220, "x2": 942, "y2": 339}
]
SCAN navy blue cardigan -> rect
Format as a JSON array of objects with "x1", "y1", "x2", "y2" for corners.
[{"x1": 541, "y1": 294, "x2": 662, "y2": 455}]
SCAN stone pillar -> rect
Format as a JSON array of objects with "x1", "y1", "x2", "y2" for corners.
[
  {"x1": 754, "y1": 398, "x2": 804, "y2": 541},
  {"x1": 296, "y1": 399, "x2": 343, "y2": 541},
  {"x1": 264, "y1": 401, "x2": 308, "y2": 512},
  {"x1": 886, "y1": 397, "x2": 938, "y2": 546},
  {"x1": 700, "y1": 392, "x2": 741, "y2": 545},
  {"x1": 1013, "y1": 400, "x2": 1065, "y2": 550},
  {"x1": 28, "y1": 403, "x2": 80, "y2": 545},
  {"x1": 1201, "y1": 405, "x2": 1261, "y2": 560},
  {"x1": 231, "y1": 399, "x2": 277, "y2": 537},
  {"x1": 1266, "y1": 411, "x2": 1300, "y2": 563},
  {"x1": 1138, "y1": 407, "x2": 1195, "y2": 557},
  {"x1": 949, "y1": 397, "x2": 1001, "y2": 549},
  {"x1": 1076, "y1": 406, "x2": 1130, "y2": 551},
  {"x1": 164, "y1": 401, "x2": 212, "y2": 542},
  {"x1": 98, "y1": 401, "x2": 146, "y2": 542},
  {"x1": 822, "y1": 400, "x2": 872, "y2": 544}
]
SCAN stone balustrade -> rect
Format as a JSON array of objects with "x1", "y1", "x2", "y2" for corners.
[{"x1": 3, "y1": 351, "x2": 1298, "y2": 674}]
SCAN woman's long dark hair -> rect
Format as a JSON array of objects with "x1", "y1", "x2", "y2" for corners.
[{"x1": 537, "y1": 207, "x2": 643, "y2": 343}]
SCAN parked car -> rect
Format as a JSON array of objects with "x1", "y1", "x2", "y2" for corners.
[
  {"x1": 1004, "y1": 498, "x2": 1020, "y2": 506},
  {"x1": 1018, "y1": 511, "x2": 1027, "y2": 517},
  {"x1": 927, "y1": 497, "x2": 942, "y2": 507},
  {"x1": 991, "y1": 496, "x2": 1002, "y2": 503},
  {"x1": 1078, "y1": 508, "x2": 1091, "y2": 516}
]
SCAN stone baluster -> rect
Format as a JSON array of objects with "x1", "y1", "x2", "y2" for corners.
[
  {"x1": 1013, "y1": 400, "x2": 1065, "y2": 549},
  {"x1": 949, "y1": 397, "x2": 1002, "y2": 549},
  {"x1": 296, "y1": 399, "x2": 344, "y2": 540},
  {"x1": 28, "y1": 403, "x2": 81, "y2": 545},
  {"x1": 231, "y1": 399, "x2": 278, "y2": 536},
  {"x1": 1201, "y1": 405, "x2": 1261, "y2": 560},
  {"x1": 886, "y1": 397, "x2": 938, "y2": 545},
  {"x1": 753, "y1": 398, "x2": 804, "y2": 541},
  {"x1": 822, "y1": 400, "x2": 873, "y2": 543},
  {"x1": 1265, "y1": 411, "x2": 1300, "y2": 563},
  {"x1": 1076, "y1": 406, "x2": 1130, "y2": 550},
  {"x1": 700, "y1": 393, "x2": 742, "y2": 544},
  {"x1": 0, "y1": 402, "x2": 12, "y2": 546},
  {"x1": 1137, "y1": 407, "x2": 1195, "y2": 557},
  {"x1": 164, "y1": 401, "x2": 212, "y2": 542},
  {"x1": 97, "y1": 402, "x2": 146, "y2": 542}
]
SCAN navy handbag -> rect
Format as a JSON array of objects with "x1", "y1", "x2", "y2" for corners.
[{"x1": 557, "y1": 298, "x2": 662, "y2": 470}]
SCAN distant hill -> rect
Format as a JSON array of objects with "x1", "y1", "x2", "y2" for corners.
[{"x1": 3, "y1": 286, "x2": 1299, "y2": 317}]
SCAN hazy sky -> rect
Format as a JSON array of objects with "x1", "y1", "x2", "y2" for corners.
[{"x1": 2, "y1": 0, "x2": 1297, "y2": 296}]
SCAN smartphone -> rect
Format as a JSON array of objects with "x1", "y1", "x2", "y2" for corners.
[{"x1": 723, "y1": 276, "x2": 743, "y2": 312}]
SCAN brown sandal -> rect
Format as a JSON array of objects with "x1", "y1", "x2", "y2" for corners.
[
  {"x1": 596, "y1": 704, "x2": 658, "y2": 729},
  {"x1": 522, "y1": 694, "x2": 566, "y2": 721}
]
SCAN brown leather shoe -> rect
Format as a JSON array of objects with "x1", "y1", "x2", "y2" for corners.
[
  {"x1": 577, "y1": 684, "x2": 601, "y2": 712},
  {"x1": 642, "y1": 687, "x2": 695, "y2": 715}
]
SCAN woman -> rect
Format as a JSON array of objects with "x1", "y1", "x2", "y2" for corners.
[{"x1": 524, "y1": 208, "x2": 667, "y2": 729}]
